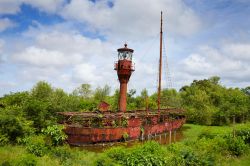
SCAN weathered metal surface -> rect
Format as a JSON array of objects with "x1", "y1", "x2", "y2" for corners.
[
  {"x1": 63, "y1": 116, "x2": 185, "y2": 145},
  {"x1": 117, "y1": 43, "x2": 134, "y2": 52},
  {"x1": 115, "y1": 44, "x2": 135, "y2": 112},
  {"x1": 59, "y1": 108, "x2": 186, "y2": 145},
  {"x1": 98, "y1": 101, "x2": 110, "y2": 112}
]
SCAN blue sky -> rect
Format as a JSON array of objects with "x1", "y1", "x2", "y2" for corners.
[{"x1": 0, "y1": 0, "x2": 250, "y2": 96}]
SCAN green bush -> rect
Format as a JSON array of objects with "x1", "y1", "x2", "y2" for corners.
[
  {"x1": 105, "y1": 147, "x2": 127, "y2": 163},
  {"x1": 235, "y1": 127, "x2": 250, "y2": 144},
  {"x1": 0, "y1": 106, "x2": 34, "y2": 145},
  {"x1": 95, "y1": 154, "x2": 118, "y2": 166},
  {"x1": 42, "y1": 125, "x2": 67, "y2": 146},
  {"x1": 225, "y1": 136, "x2": 247, "y2": 156},
  {"x1": 23, "y1": 135, "x2": 48, "y2": 157},
  {"x1": 122, "y1": 132, "x2": 129, "y2": 141},
  {"x1": 102, "y1": 141, "x2": 169, "y2": 166},
  {"x1": 1, "y1": 161, "x2": 11, "y2": 166},
  {"x1": 17, "y1": 154, "x2": 37, "y2": 166},
  {"x1": 0, "y1": 134, "x2": 9, "y2": 146},
  {"x1": 198, "y1": 129, "x2": 215, "y2": 139},
  {"x1": 27, "y1": 143, "x2": 47, "y2": 157},
  {"x1": 168, "y1": 139, "x2": 218, "y2": 166},
  {"x1": 51, "y1": 146, "x2": 74, "y2": 163}
]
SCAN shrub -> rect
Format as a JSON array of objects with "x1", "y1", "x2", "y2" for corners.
[
  {"x1": 0, "y1": 134, "x2": 9, "y2": 146},
  {"x1": 105, "y1": 147, "x2": 127, "y2": 162},
  {"x1": 50, "y1": 146, "x2": 75, "y2": 166},
  {"x1": 235, "y1": 127, "x2": 250, "y2": 144},
  {"x1": 121, "y1": 118, "x2": 128, "y2": 127},
  {"x1": 198, "y1": 129, "x2": 215, "y2": 139},
  {"x1": 168, "y1": 140, "x2": 217, "y2": 166},
  {"x1": 225, "y1": 135, "x2": 247, "y2": 156},
  {"x1": 27, "y1": 143, "x2": 47, "y2": 157},
  {"x1": 24, "y1": 135, "x2": 48, "y2": 157},
  {"x1": 42, "y1": 125, "x2": 67, "y2": 146},
  {"x1": 0, "y1": 106, "x2": 34, "y2": 145},
  {"x1": 95, "y1": 154, "x2": 117, "y2": 166},
  {"x1": 122, "y1": 132, "x2": 129, "y2": 141},
  {"x1": 17, "y1": 154, "x2": 37, "y2": 166},
  {"x1": 103, "y1": 141, "x2": 169, "y2": 166}
]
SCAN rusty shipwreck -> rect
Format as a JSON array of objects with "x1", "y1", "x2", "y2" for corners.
[{"x1": 58, "y1": 12, "x2": 186, "y2": 145}]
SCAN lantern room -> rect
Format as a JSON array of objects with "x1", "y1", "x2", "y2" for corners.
[{"x1": 117, "y1": 43, "x2": 134, "y2": 61}]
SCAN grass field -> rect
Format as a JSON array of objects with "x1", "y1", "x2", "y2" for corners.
[
  {"x1": 182, "y1": 123, "x2": 250, "y2": 166},
  {"x1": 182, "y1": 124, "x2": 234, "y2": 140},
  {"x1": 0, "y1": 123, "x2": 249, "y2": 166}
]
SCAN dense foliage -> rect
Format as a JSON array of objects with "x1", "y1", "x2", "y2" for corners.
[
  {"x1": 0, "y1": 77, "x2": 249, "y2": 145},
  {"x1": 0, "y1": 77, "x2": 249, "y2": 165},
  {"x1": 95, "y1": 123, "x2": 250, "y2": 166},
  {"x1": 0, "y1": 123, "x2": 249, "y2": 166},
  {"x1": 180, "y1": 76, "x2": 250, "y2": 125}
]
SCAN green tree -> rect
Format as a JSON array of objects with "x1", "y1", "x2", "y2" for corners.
[
  {"x1": 94, "y1": 85, "x2": 111, "y2": 102},
  {"x1": 23, "y1": 99, "x2": 54, "y2": 131},
  {"x1": 72, "y1": 83, "x2": 92, "y2": 99},
  {"x1": 161, "y1": 88, "x2": 181, "y2": 108},
  {"x1": 0, "y1": 106, "x2": 33, "y2": 145},
  {"x1": 127, "y1": 89, "x2": 137, "y2": 110},
  {"x1": 1, "y1": 92, "x2": 30, "y2": 107},
  {"x1": 31, "y1": 81, "x2": 53, "y2": 101},
  {"x1": 209, "y1": 76, "x2": 220, "y2": 85},
  {"x1": 109, "y1": 89, "x2": 119, "y2": 111},
  {"x1": 180, "y1": 76, "x2": 250, "y2": 125},
  {"x1": 49, "y1": 88, "x2": 79, "y2": 113},
  {"x1": 139, "y1": 88, "x2": 149, "y2": 109},
  {"x1": 222, "y1": 88, "x2": 248, "y2": 123}
]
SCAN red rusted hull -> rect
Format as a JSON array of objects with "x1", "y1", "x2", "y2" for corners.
[{"x1": 64, "y1": 117, "x2": 186, "y2": 145}]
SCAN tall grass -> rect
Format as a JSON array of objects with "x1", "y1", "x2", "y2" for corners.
[{"x1": 182, "y1": 123, "x2": 250, "y2": 141}]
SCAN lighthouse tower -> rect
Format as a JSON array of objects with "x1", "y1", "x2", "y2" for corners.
[{"x1": 114, "y1": 44, "x2": 135, "y2": 112}]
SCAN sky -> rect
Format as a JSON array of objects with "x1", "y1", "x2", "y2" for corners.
[{"x1": 0, "y1": 0, "x2": 250, "y2": 96}]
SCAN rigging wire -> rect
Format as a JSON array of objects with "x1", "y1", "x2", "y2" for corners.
[
  {"x1": 162, "y1": 35, "x2": 173, "y2": 89},
  {"x1": 137, "y1": 34, "x2": 159, "y2": 63},
  {"x1": 129, "y1": 34, "x2": 159, "y2": 93}
]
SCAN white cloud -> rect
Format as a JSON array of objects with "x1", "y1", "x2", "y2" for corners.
[
  {"x1": 0, "y1": 81, "x2": 17, "y2": 87},
  {"x1": 24, "y1": 0, "x2": 65, "y2": 13},
  {"x1": 61, "y1": 0, "x2": 111, "y2": 28},
  {"x1": 0, "y1": 39, "x2": 4, "y2": 53},
  {"x1": 61, "y1": 0, "x2": 202, "y2": 41},
  {"x1": 18, "y1": 66, "x2": 60, "y2": 82},
  {"x1": 176, "y1": 43, "x2": 250, "y2": 87},
  {"x1": 12, "y1": 46, "x2": 84, "y2": 67},
  {"x1": 0, "y1": 39, "x2": 4, "y2": 63},
  {"x1": 7, "y1": 24, "x2": 118, "y2": 94},
  {"x1": 0, "y1": 18, "x2": 15, "y2": 32},
  {"x1": 0, "y1": 0, "x2": 65, "y2": 15},
  {"x1": 72, "y1": 63, "x2": 102, "y2": 84},
  {"x1": 182, "y1": 53, "x2": 211, "y2": 75},
  {"x1": 224, "y1": 43, "x2": 250, "y2": 61},
  {"x1": 35, "y1": 31, "x2": 112, "y2": 57},
  {"x1": 0, "y1": 0, "x2": 21, "y2": 14},
  {"x1": 11, "y1": 24, "x2": 114, "y2": 68}
]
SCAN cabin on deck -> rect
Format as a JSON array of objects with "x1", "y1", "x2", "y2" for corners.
[{"x1": 98, "y1": 101, "x2": 110, "y2": 112}]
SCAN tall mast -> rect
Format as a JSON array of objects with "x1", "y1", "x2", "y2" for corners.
[{"x1": 158, "y1": 11, "x2": 163, "y2": 114}]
